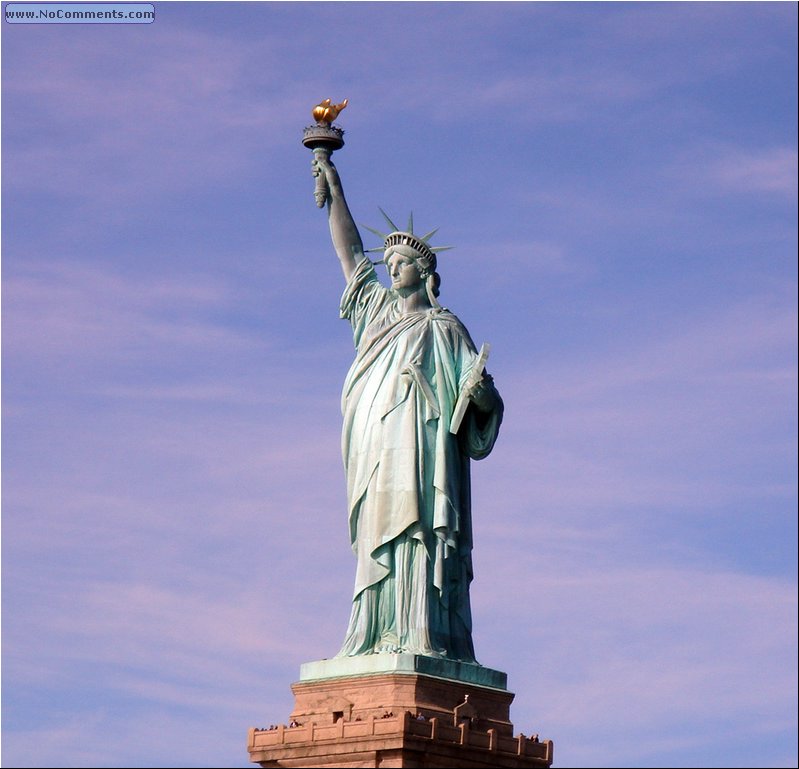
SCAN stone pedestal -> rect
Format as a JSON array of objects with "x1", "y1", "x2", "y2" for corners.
[{"x1": 248, "y1": 656, "x2": 553, "y2": 769}]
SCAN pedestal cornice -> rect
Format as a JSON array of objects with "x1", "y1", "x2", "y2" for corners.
[{"x1": 300, "y1": 654, "x2": 507, "y2": 690}]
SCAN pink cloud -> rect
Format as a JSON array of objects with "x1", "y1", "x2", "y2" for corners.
[{"x1": 672, "y1": 145, "x2": 798, "y2": 197}]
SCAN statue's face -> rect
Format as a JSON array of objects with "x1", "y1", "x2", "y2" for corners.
[{"x1": 386, "y1": 251, "x2": 423, "y2": 291}]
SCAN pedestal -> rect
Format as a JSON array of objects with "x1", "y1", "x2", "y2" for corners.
[{"x1": 248, "y1": 656, "x2": 553, "y2": 768}]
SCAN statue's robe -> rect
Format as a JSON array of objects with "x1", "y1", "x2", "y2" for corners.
[{"x1": 337, "y1": 259, "x2": 503, "y2": 661}]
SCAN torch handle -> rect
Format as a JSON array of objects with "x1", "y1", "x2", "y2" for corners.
[{"x1": 312, "y1": 147, "x2": 331, "y2": 208}]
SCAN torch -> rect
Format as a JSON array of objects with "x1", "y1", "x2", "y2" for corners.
[{"x1": 302, "y1": 98, "x2": 348, "y2": 208}]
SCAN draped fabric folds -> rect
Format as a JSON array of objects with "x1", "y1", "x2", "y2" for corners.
[{"x1": 336, "y1": 259, "x2": 503, "y2": 662}]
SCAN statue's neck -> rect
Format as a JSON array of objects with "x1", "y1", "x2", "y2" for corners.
[{"x1": 395, "y1": 285, "x2": 432, "y2": 314}]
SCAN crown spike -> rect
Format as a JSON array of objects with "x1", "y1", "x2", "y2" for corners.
[
  {"x1": 407, "y1": 212, "x2": 414, "y2": 234},
  {"x1": 360, "y1": 223, "x2": 389, "y2": 240},
  {"x1": 419, "y1": 228, "x2": 439, "y2": 242},
  {"x1": 430, "y1": 246, "x2": 454, "y2": 253},
  {"x1": 378, "y1": 207, "x2": 400, "y2": 232}
]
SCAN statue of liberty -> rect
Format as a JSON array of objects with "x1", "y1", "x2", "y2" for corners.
[{"x1": 311, "y1": 146, "x2": 503, "y2": 664}]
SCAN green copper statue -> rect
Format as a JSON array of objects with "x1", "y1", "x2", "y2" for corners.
[{"x1": 307, "y1": 103, "x2": 503, "y2": 663}]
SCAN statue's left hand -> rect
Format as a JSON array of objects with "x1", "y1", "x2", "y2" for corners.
[{"x1": 468, "y1": 373, "x2": 497, "y2": 413}]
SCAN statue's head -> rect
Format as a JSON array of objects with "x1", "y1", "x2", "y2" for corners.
[
  {"x1": 363, "y1": 210, "x2": 452, "y2": 304},
  {"x1": 382, "y1": 236, "x2": 440, "y2": 297}
]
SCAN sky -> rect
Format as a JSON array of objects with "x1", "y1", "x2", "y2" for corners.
[{"x1": 1, "y1": 2, "x2": 797, "y2": 767}]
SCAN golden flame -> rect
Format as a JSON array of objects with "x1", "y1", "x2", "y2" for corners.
[{"x1": 312, "y1": 98, "x2": 348, "y2": 124}]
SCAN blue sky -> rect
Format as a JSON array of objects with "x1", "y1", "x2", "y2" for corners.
[{"x1": 1, "y1": 2, "x2": 796, "y2": 767}]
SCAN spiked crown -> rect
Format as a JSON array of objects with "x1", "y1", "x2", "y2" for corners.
[{"x1": 362, "y1": 209, "x2": 453, "y2": 264}]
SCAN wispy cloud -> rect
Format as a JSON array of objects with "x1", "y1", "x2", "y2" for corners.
[
  {"x1": 3, "y1": 262, "x2": 264, "y2": 372},
  {"x1": 471, "y1": 547, "x2": 796, "y2": 765},
  {"x1": 466, "y1": 292, "x2": 798, "y2": 538},
  {"x1": 671, "y1": 145, "x2": 798, "y2": 197},
  {"x1": 2, "y1": 25, "x2": 309, "y2": 206}
]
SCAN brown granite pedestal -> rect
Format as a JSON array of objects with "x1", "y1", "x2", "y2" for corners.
[{"x1": 248, "y1": 657, "x2": 553, "y2": 769}]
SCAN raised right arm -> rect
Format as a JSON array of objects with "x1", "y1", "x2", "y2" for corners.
[{"x1": 312, "y1": 155, "x2": 366, "y2": 283}]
